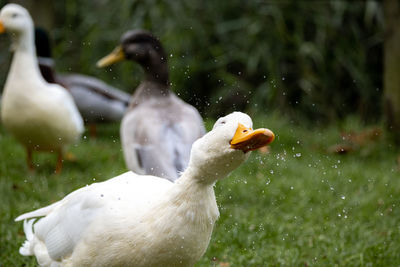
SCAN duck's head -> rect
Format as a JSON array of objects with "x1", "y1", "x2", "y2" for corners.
[
  {"x1": 187, "y1": 112, "x2": 275, "y2": 183},
  {"x1": 97, "y1": 29, "x2": 168, "y2": 85},
  {"x1": 0, "y1": 4, "x2": 33, "y2": 36}
]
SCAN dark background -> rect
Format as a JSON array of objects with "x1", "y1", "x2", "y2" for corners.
[{"x1": 0, "y1": 0, "x2": 385, "y2": 123}]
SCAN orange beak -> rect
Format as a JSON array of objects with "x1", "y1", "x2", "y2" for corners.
[
  {"x1": 0, "y1": 21, "x2": 5, "y2": 34},
  {"x1": 230, "y1": 123, "x2": 275, "y2": 153}
]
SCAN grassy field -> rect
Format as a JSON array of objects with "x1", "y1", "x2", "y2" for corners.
[{"x1": 0, "y1": 113, "x2": 399, "y2": 266}]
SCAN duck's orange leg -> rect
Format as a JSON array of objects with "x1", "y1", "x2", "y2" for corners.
[
  {"x1": 89, "y1": 123, "x2": 97, "y2": 138},
  {"x1": 26, "y1": 147, "x2": 34, "y2": 172},
  {"x1": 55, "y1": 150, "x2": 63, "y2": 174}
]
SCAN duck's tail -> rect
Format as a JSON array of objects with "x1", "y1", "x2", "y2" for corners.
[{"x1": 19, "y1": 219, "x2": 36, "y2": 256}]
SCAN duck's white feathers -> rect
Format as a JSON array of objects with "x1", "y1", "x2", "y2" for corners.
[
  {"x1": 16, "y1": 172, "x2": 175, "y2": 264},
  {"x1": 0, "y1": 4, "x2": 83, "y2": 151},
  {"x1": 2, "y1": 62, "x2": 83, "y2": 149}
]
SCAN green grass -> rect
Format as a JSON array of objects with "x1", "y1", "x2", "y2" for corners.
[{"x1": 0, "y1": 115, "x2": 399, "y2": 266}]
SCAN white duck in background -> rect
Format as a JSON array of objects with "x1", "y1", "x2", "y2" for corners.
[
  {"x1": 97, "y1": 30, "x2": 205, "y2": 181},
  {"x1": 16, "y1": 112, "x2": 275, "y2": 266},
  {"x1": 35, "y1": 28, "x2": 131, "y2": 137},
  {"x1": 0, "y1": 4, "x2": 83, "y2": 173}
]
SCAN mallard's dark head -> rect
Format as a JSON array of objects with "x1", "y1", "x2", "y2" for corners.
[{"x1": 97, "y1": 30, "x2": 169, "y2": 85}]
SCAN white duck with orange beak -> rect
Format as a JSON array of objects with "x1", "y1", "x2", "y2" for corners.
[
  {"x1": 15, "y1": 112, "x2": 274, "y2": 267},
  {"x1": 0, "y1": 4, "x2": 83, "y2": 173}
]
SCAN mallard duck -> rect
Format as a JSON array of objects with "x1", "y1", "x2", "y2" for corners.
[
  {"x1": 16, "y1": 111, "x2": 275, "y2": 266},
  {"x1": 34, "y1": 28, "x2": 130, "y2": 137},
  {"x1": 0, "y1": 4, "x2": 83, "y2": 173},
  {"x1": 97, "y1": 30, "x2": 205, "y2": 181}
]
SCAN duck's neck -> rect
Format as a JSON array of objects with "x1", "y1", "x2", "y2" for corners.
[
  {"x1": 128, "y1": 53, "x2": 171, "y2": 103},
  {"x1": 167, "y1": 165, "x2": 220, "y2": 219},
  {"x1": 137, "y1": 166, "x2": 220, "y2": 265},
  {"x1": 142, "y1": 57, "x2": 169, "y2": 86},
  {"x1": 135, "y1": 79, "x2": 170, "y2": 98},
  {"x1": 8, "y1": 30, "x2": 43, "y2": 85},
  {"x1": 11, "y1": 29, "x2": 35, "y2": 54},
  {"x1": 130, "y1": 69, "x2": 170, "y2": 107},
  {"x1": 176, "y1": 166, "x2": 218, "y2": 190}
]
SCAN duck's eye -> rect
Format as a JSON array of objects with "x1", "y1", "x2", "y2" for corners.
[
  {"x1": 12, "y1": 13, "x2": 18, "y2": 18},
  {"x1": 220, "y1": 121, "x2": 226, "y2": 124}
]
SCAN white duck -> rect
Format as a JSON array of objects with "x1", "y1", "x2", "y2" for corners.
[
  {"x1": 0, "y1": 4, "x2": 83, "y2": 173},
  {"x1": 97, "y1": 30, "x2": 205, "y2": 181},
  {"x1": 35, "y1": 28, "x2": 131, "y2": 137},
  {"x1": 16, "y1": 111, "x2": 275, "y2": 267}
]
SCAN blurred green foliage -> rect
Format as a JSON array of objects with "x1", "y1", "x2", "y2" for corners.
[{"x1": 0, "y1": 0, "x2": 383, "y2": 122}]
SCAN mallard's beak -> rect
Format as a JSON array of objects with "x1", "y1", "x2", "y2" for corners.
[
  {"x1": 96, "y1": 45, "x2": 125, "y2": 67},
  {"x1": 230, "y1": 123, "x2": 275, "y2": 153},
  {"x1": 0, "y1": 21, "x2": 5, "y2": 34}
]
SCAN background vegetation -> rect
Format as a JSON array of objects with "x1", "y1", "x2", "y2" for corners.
[{"x1": 0, "y1": 0, "x2": 384, "y2": 122}]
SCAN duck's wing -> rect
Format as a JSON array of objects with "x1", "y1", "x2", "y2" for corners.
[
  {"x1": 163, "y1": 100, "x2": 205, "y2": 177},
  {"x1": 16, "y1": 172, "x2": 173, "y2": 261},
  {"x1": 135, "y1": 127, "x2": 185, "y2": 181},
  {"x1": 15, "y1": 201, "x2": 61, "y2": 222},
  {"x1": 65, "y1": 84, "x2": 127, "y2": 122},
  {"x1": 15, "y1": 182, "x2": 102, "y2": 260},
  {"x1": 121, "y1": 96, "x2": 205, "y2": 181},
  {"x1": 46, "y1": 83, "x2": 84, "y2": 136},
  {"x1": 174, "y1": 98, "x2": 206, "y2": 143},
  {"x1": 121, "y1": 110, "x2": 179, "y2": 180},
  {"x1": 57, "y1": 74, "x2": 131, "y2": 104},
  {"x1": 56, "y1": 74, "x2": 130, "y2": 123}
]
